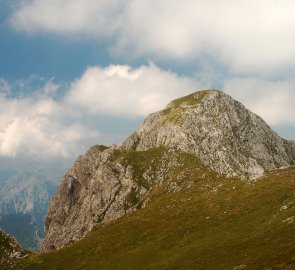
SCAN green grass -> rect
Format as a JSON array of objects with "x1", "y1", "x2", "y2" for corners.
[
  {"x1": 109, "y1": 147, "x2": 217, "y2": 206},
  {"x1": 18, "y1": 148, "x2": 295, "y2": 270},
  {"x1": 110, "y1": 147, "x2": 168, "y2": 189},
  {"x1": 161, "y1": 90, "x2": 215, "y2": 125},
  {"x1": 170, "y1": 89, "x2": 215, "y2": 107}
]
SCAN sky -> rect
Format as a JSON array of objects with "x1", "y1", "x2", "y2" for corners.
[{"x1": 0, "y1": 0, "x2": 295, "y2": 164}]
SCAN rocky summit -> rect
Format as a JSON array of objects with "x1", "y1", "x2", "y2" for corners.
[
  {"x1": 123, "y1": 90, "x2": 295, "y2": 177},
  {"x1": 42, "y1": 90, "x2": 295, "y2": 252}
]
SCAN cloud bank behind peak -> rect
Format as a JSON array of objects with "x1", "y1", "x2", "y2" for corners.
[{"x1": 0, "y1": 64, "x2": 198, "y2": 159}]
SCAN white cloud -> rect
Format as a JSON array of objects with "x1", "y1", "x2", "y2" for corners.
[
  {"x1": 66, "y1": 64, "x2": 198, "y2": 117},
  {"x1": 0, "y1": 65, "x2": 199, "y2": 159},
  {"x1": 223, "y1": 78, "x2": 295, "y2": 127},
  {"x1": 9, "y1": 0, "x2": 295, "y2": 73},
  {"x1": 1, "y1": 64, "x2": 294, "y2": 160},
  {"x1": 0, "y1": 79, "x2": 11, "y2": 96},
  {"x1": 10, "y1": 0, "x2": 121, "y2": 36},
  {"x1": 0, "y1": 79, "x2": 99, "y2": 159}
]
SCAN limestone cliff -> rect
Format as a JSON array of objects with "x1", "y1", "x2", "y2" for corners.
[{"x1": 42, "y1": 89, "x2": 295, "y2": 252}]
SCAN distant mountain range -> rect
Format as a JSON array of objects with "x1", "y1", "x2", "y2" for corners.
[
  {"x1": 0, "y1": 160, "x2": 68, "y2": 251},
  {"x1": 0, "y1": 214, "x2": 41, "y2": 252}
]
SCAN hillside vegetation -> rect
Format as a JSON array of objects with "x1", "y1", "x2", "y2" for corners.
[{"x1": 19, "y1": 148, "x2": 295, "y2": 269}]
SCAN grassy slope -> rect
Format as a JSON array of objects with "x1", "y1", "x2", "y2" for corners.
[{"x1": 19, "y1": 149, "x2": 295, "y2": 270}]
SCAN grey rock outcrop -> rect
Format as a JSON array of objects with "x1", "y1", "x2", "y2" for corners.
[
  {"x1": 42, "y1": 145, "x2": 141, "y2": 251},
  {"x1": 42, "y1": 89, "x2": 295, "y2": 252},
  {"x1": 123, "y1": 90, "x2": 295, "y2": 178}
]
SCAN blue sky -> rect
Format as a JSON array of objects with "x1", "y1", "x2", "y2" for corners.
[
  {"x1": 0, "y1": 0, "x2": 295, "y2": 163},
  {"x1": 0, "y1": 2, "x2": 112, "y2": 81}
]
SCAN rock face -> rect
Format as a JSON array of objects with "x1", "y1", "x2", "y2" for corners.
[
  {"x1": 42, "y1": 89, "x2": 295, "y2": 252},
  {"x1": 42, "y1": 145, "x2": 138, "y2": 251},
  {"x1": 123, "y1": 90, "x2": 295, "y2": 177}
]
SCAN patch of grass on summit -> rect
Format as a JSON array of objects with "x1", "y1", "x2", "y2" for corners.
[
  {"x1": 161, "y1": 90, "x2": 215, "y2": 125},
  {"x1": 170, "y1": 89, "x2": 214, "y2": 107}
]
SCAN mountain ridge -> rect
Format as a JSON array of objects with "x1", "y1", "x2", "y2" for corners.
[
  {"x1": 0, "y1": 162, "x2": 66, "y2": 251},
  {"x1": 42, "y1": 89, "x2": 295, "y2": 253}
]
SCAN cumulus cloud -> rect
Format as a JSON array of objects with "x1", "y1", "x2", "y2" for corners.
[
  {"x1": 0, "y1": 79, "x2": 99, "y2": 159},
  {"x1": 0, "y1": 79, "x2": 11, "y2": 94},
  {"x1": 224, "y1": 78, "x2": 295, "y2": 127},
  {"x1": 1, "y1": 63, "x2": 294, "y2": 160},
  {"x1": 0, "y1": 64, "x2": 199, "y2": 159},
  {"x1": 66, "y1": 64, "x2": 197, "y2": 117},
  {"x1": 9, "y1": 0, "x2": 121, "y2": 36},
  {"x1": 9, "y1": 0, "x2": 295, "y2": 73},
  {"x1": 67, "y1": 64, "x2": 295, "y2": 139},
  {"x1": 0, "y1": 116, "x2": 99, "y2": 159}
]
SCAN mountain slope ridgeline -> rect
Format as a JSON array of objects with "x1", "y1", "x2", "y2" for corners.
[{"x1": 41, "y1": 90, "x2": 295, "y2": 255}]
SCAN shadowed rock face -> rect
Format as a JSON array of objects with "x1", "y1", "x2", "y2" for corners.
[
  {"x1": 42, "y1": 145, "x2": 139, "y2": 252},
  {"x1": 42, "y1": 90, "x2": 295, "y2": 252},
  {"x1": 123, "y1": 90, "x2": 295, "y2": 177}
]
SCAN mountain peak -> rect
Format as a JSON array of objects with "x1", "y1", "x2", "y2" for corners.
[
  {"x1": 42, "y1": 89, "x2": 295, "y2": 252},
  {"x1": 123, "y1": 90, "x2": 295, "y2": 178},
  {"x1": 161, "y1": 89, "x2": 236, "y2": 126}
]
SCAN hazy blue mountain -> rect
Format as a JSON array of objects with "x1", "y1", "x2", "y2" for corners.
[
  {"x1": 0, "y1": 169, "x2": 17, "y2": 187},
  {"x1": 0, "y1": 214, "x2": 41, "y2": 252},
  {"x1": 0, "y1": 158, "x2": 70, "y2": 251}
]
